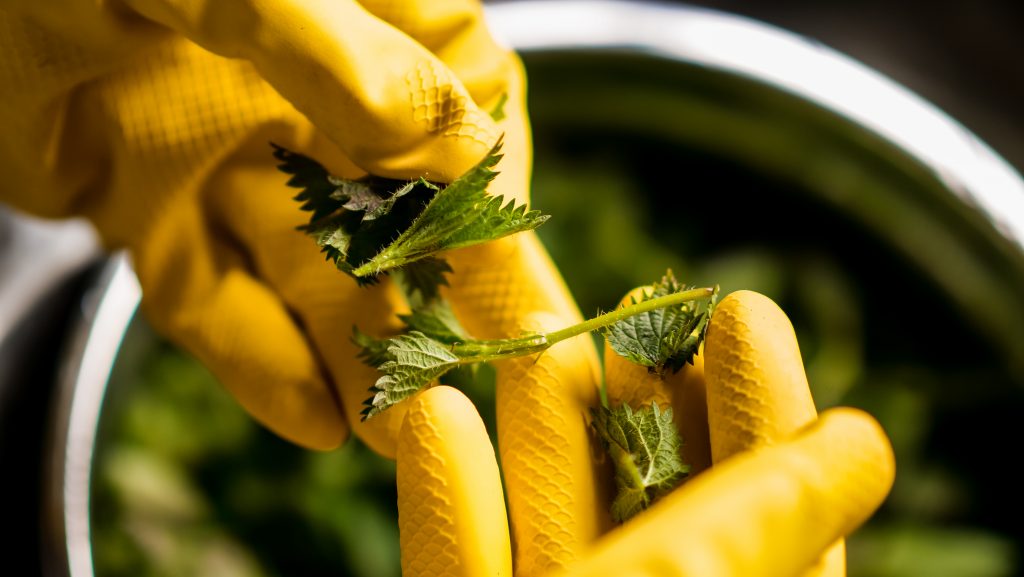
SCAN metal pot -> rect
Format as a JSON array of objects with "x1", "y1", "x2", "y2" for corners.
[{"x1": 1, "y1": 1, "x2": 1022, "y2": 575}]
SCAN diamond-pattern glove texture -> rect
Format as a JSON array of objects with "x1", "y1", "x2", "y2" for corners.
[
  {"x1": 705, "y1": 290, "x2": 842, "y2": 577},
  {"x1": 397, "y1": 386, "x2": 511, "y2": 577},
  {"x1": 494, "y1": 312, "x2": 605, "y2": 577},
  {"x1": 396, "y1": 289, "x2": 894, "y2": 577}
]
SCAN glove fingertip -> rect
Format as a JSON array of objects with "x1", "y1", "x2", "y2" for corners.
[
  {"x1": 704, "y1": 290, "x2": 817, "y2": 462},
  {"x1": 397, "y1": 386, "x2": 511, "y2": 577}
]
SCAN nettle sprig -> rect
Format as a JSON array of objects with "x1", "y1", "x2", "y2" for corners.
[
  {"x1": 273, "y1": 140, "x2": 546, "y2": 300},
  {"x1": 359, "y1": 281, "x2": 715, "y2": 419},
  {"x1": 273, "y1": 141, "x2": 717, "y2": 521},
  {"x1": 593, "y1": 271, "x2": 717, "y2": 522}
]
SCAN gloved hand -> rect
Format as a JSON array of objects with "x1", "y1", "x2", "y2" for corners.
[
  {"x1": 394, "y1": 290, "x2": 896, "y2": 577},
  {"x1": 0, "y1": 0, "x2": 589, "y2": 453}
]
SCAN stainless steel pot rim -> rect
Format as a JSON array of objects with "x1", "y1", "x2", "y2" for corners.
[
  {"x1": 48, "y1": 253, "x2": 139, "y2": 577},
  {"x1": 489, "y1": 0, "x2": 1024, "y2": 253},
  {"x1": 47, "y1": 2, "x2": 1024, "y2": 576}
]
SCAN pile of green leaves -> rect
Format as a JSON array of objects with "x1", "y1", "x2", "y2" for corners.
[{"x1": 274, "y1": 143, "x2": 716, "y2": 521}]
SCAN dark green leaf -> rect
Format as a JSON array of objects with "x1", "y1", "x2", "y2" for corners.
[
  {"x1": 361, "y1": 332, "x2": 459, "y2": 420},
  {"x1": 442, "y1": 195, "x2": 550, "y2": 251},
  {"x1": 352, "y1": 140, "x2": 548, "y2": 276},
  {"x1": 304, "y1": 211, "x2": 361, "y2": 276},
  {"x1": 350, "y1": 178, "x2": 439, "y2": 222},
  {"x1": 592, "y1": 402, "x2": 689, "y2": 523},
  {"x1": 604, "y1": 271, "x2": 716, "y2": 374},
  {"x1": 352, "y1": 327, "x2": 392, "y2": 368},
  {"x1": 272, "y1": 143, "x2": 344, "y2": 221},
  {"x1": 395, "y1": 257, "x2": 452, "y2": 306},
  {"x1": 335, "y1": 179, "x2": 391, "y2": 215},
  {"x1": 277, "y1": 140, "x2": 547, "y2": 286},
  {"x1": 273, "y1": 143, "x2": 441, "y2": 280}
]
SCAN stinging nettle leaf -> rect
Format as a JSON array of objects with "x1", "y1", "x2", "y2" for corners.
[
  {"x1": 352, "y1": 140, "x2": 548, "y2": 277},
  {"x1": 350, "y1": 143, "x2": 503, "y2": 274},
  {"x1": 272, "y1": 143, "x2": 345, "y2": 221},
  {"x1": 361, "y1": 332, "x2": 459, "y2": 420},
  {"x1": 442, "y1": 195, "x2": 550, "y2": 250},
  {"x1": 336, "y1": 179, "x2": 392, "y2": 216},
  {"x1": 592, "y1": 402, "x2": 690, "y2": 523},
  {"x1": 273, "y1": 143, "x2": 439, "y2": 280},
  {"x1": 395, "y1": 256, "x2": 453, "y2": 306},
  {"x1": 352, "y1": 327, "x2": 393, "y2": 368},
  {"x1": 276, "y1": 139, "x2": 546, "y2": 287},
  {"x1": 352, "y1": 178, "x2": 439, "y2": 222},
  {"x1": 304, "y1": 211, "x2": 362, "y2": 275},
  {"x1": 604, "y1": 271, "x2": 716, "y2": 375}
]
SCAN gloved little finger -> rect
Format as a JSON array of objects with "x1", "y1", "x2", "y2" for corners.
[
  {"x1": 396, "y1": 386, "x2": 511, "y2": 577},
  {"x1": 132, "y1": 202, "x2": 346, "y2": 449},
  {"x1": 121, "y1": 0, "x2": 501, "y2": 182},
  {"x1": 554, "y1": 407, "x2": 895, "y2": 577}
]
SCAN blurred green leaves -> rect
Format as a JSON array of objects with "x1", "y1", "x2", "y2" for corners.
[{"x1": 92, "y1": 326, "x2": 401, "y2": 577}]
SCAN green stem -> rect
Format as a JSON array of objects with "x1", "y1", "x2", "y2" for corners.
[
  {"x1": 610, "y1": 445, "x2": 646, "y2": 489},
  {"x1": 450, "y1": 286, "x2": 716, "y2": 363},
  {"x1": 547, "y1": 287, "x2": 715, "y2": 345}
]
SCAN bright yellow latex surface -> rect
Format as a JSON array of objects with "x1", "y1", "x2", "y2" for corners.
[
  {"x1": 0, "y1": 0, "x2": 576, "y2": 456},
  {"x1": 395, "y1": 290, "x2": 895, "y2": 577}
]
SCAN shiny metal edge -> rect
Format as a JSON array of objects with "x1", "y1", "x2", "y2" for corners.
[
  {"x1": 487, "y1": 0, "x2": 1024, "y2": 253},
  {"x1": 46, "y1": 253, "x2": 141, "y2": 577},
  {"x1": 0, "y1": 209, "x2": 99, "y2": 347}
]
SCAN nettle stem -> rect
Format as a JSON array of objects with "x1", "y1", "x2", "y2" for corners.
[{"x1": 449, "y1": 287, "x2": 716, "y2": 363}]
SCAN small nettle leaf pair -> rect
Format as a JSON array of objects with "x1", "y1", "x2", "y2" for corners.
[{"x1": 273, "y1": 141, "x2": 716, "y2": 522}]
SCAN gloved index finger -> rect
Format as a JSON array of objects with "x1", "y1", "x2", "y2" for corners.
[{"x1": 122, "y1": 0, "x2": 501, "y2": 181}]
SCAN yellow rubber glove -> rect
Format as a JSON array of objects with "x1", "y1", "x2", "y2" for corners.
[
  {"x1": 0, "y1": 0, "x2": 591, "y2": 455},
  {"x1": 394, "y1": 290, "x2": 896, "y2": 577}
]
